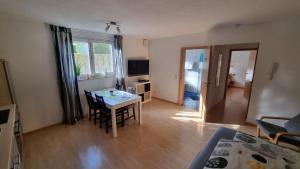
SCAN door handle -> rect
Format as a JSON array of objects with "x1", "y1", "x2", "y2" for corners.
[{"x1": 203, "y1": 82, "x2": 210, "y2": 85}]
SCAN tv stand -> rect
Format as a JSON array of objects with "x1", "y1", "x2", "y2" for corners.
[
  {"x1": 130, "y1": 81, "x2": 151, "y2": 103},
  {"x1": 137, "y1": 79, "x2": 149, "y2": 83}
]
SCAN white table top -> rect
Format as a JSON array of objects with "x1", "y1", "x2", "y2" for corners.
[
  {"x1": 91, "y1": 88, "x2": 142, "y2": 138},
  {"x1": 92, "y1": 88, "x2": 140, "y2": 108}
]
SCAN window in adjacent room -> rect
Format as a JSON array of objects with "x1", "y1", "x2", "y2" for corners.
[{"x1": 73, "y1": 40, "x2": 114, "y2": 80}]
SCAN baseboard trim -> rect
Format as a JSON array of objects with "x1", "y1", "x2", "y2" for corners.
[
  {"x1": 244, "y1": 121, "x2": 256, "y2": 127},
  {"x1": 228, "y1": 86, "x2": 245, "y2": 89},
  {"x1": 152, "y1": 97, "x2": 178, "y2": 105},
  {"x1": 24, "y1": 114, "x2": 91, "y2": 134},
  {"x1": 24, "y1": 122, "x2": 63, "y2": 135}
]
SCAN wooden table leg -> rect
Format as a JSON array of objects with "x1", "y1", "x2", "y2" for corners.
[
  {"x1": 111, "y1": 108, "x2": 117, "y2": 138},
  {"x1": 138, "y1": 101, "x2": 142, "y2": 124}
]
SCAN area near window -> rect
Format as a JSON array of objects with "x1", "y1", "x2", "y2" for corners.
[
  {"x1": 73, "y1": 41, "x2": 91, "y2": 76},
  {"x1": 92, "y1": 42, "x2": 113, "y2": 76},
  {"x1": 73, "y1": 40, "x2": 114, "y2": 80}
]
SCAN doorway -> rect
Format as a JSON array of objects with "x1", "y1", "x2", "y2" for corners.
[
  {"x1": 178, "y1": 47, "x2": 211, "y2": 118},
  {"x1": 206, "y1": 48, "x2": 258, "y2": 124}
]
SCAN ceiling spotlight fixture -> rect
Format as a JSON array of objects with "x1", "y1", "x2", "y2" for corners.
[
  {"x1": 105, "y1": 23, "x2": 110, "y2": 32},
  {"x1": 105, "y1": 21, "x2": 121, "y2": 33},
  {"x1": 116, "y1": 26, "x2": 121, "y2": 33},
  {"x1": 234, "y1": 24, "x2": 243, "y2": 28}
]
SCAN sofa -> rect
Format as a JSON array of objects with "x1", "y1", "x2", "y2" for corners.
[{"x1": 188, "y1": 127, "x2": 237, "y2": 169}]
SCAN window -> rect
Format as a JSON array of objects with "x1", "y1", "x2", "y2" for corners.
[
  {"x1": 73, "y1": 41, "x2": 91, "y2": 76},
  {"x1": 93, "y1": 42, "x2": 113, "y2": 76},
  {"x1": 73, "y1": 40, "x2": 114, "y2": 80}
]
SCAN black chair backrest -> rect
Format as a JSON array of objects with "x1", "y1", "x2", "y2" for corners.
[
  {"x1": 84, "y1": 90, "x2": 95, "y2": 107},
  {"x1": 95, "y1": 94, "x2": 107, "y2": 110}
]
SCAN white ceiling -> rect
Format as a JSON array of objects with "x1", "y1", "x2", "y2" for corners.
[{"x1": 0, "y1": 0, "x2": 300, "y2": 39}]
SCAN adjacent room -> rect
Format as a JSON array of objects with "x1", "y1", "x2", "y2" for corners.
[
  {"x1": 0, "y1": 1, "x2": 300, "y2": 169},
  {"x1": 206, "y1": 49, "x2": 258, "y2": 125},
  {"x1": 183, "y1": 49, "x2": 205, "y2": 110}
]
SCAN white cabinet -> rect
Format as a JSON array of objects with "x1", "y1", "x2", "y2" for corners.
[{"x1": 130, "y1": 81, "x2": 152, "y2": 103}]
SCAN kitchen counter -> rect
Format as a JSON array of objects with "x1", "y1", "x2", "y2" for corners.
[{"x1": 0, "y1": 104, "x2": 16, "y2": 169}]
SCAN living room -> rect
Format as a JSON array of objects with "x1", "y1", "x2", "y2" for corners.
[{"x1": 0, "y1": 1, "x2": 299, "y2": 169}]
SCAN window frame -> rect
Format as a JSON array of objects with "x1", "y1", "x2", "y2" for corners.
[
  {"x1": 73, "y1": 38, "x2": 115, "y2": 80},
  {"x1": 73, "y1": 39, "x2": 91, "y2": 80},
  {"x1": 90, "y1": 40, "x2": 115, "y2": 78}
]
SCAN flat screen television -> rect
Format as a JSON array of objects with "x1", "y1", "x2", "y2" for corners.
[{"x1": 128, "y1": 60, "x2": 149, "y2": 76}]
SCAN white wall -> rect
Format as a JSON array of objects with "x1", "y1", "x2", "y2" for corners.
[
  {"x1": 0, "y1": 16, "x2": 63, "y2": 132},
  {"x1": 149, "y1": 19, "x2": 300, "y2": 124},
  {"x1": 123, "y1": 36, "x2": 149, "y2": 84},
  {"x1": 230, "y1": 51, "x2": 251, "y2": 88},
  {"x1": 0, "y1": 16, "x2": 149, "y2": 132}
]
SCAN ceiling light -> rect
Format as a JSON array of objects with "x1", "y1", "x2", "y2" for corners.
[
  {"x1": 110, "y1": 21, "x2": 117, "y2": 25},
  {"x1": 116, "y1": 26, "x2": 121, "y2": 33},
  {"x1": 104, "y1": 21, "x2": 121, "y2": 34},
  {"x1": 105, "y1": 23, "x2": 110, "y2": 32}
]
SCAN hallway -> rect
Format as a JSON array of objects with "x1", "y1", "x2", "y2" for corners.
[{"x1": 205, "y1": 87, "x2": 248, "y2": 125}]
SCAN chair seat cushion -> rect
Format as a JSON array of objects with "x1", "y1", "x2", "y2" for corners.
[
  {"x1": 116, "y1": 107, "x2": 128, "y2": 112},
  {"x1": 257, "y1": 119, "x2": 300, "y2": 146},
  {"x1": 256, "y1": 120, "x2": 287, "y2": 138},
  {"x1": 91, "y1": 104, "x2": 101, "y2": 110},
  {"x1": 278, "y1": 135, "x2": 300, "y2": 147},
  {"x1": 102, "y1": 107, "x2": 128, "y2": 116},
  {"x1": 188, "y1": 127, "x2": 237, "y2": 169},
  {"x1": 284, "y1": 113, "x2": 300, "y2": 133}
]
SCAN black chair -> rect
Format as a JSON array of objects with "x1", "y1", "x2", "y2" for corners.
[
  {"x1": 84, "y1": 90, "x2": 101, "y2": 124},
  {"x1": 95, "y1": 94, "x2": 128, "y2": 133},
  {"x1": 125, "y1": 105, "x2": 136, "y2": 121}
]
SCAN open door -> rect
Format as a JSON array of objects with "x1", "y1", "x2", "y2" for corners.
[
  {"x1": 205, "y1": 43, "x2": 259, "y2": 124},
  {"x1": 199, "y1": 48, "x2": 211, "y2": 119},
  {"x1": 178, "y1": 46, "x2": 211, "y2": 119}
]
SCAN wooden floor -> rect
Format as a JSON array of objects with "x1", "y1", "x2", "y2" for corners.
[
  {"x1": 206, "y1": 87, "x2": 249, "y2": 125},
  {"x1": 24, "y1": 99, "x2": 255, "y2": 169}
]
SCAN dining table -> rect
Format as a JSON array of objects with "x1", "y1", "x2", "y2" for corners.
[{"x1": 91, "y1": 88, "x2": 142, "y2": 138}]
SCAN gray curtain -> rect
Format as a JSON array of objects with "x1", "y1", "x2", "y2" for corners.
[
  {"x1": 50, "y1": 24, "x2": 83, "y2": 124},
  {"x1": 114, "y1": 35, "x2": 126, "y2": 90}
]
